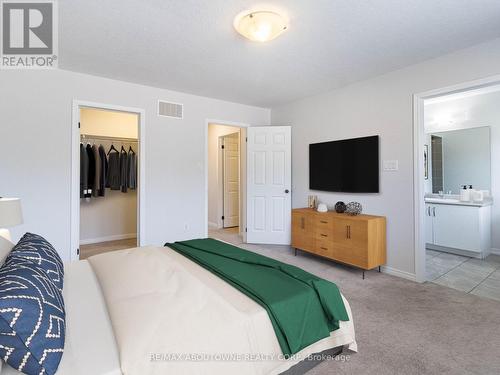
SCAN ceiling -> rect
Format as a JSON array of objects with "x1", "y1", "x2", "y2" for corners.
[{"x1": 60, "y1": 0, "x2": 500, "y2": 107}]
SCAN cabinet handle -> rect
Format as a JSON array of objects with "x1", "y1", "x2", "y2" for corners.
[
  {"x1": 346, "y1": 226, "x2": 349, "y2": 239},
  {"x1": 320, "y1": 247, "x2": 328, "y2": 251},
  {"x1": 427, "y1": 206, "x2": 431, "y2": 216},
  {"x1": 348, "y1": 225, "x2": 351, "y2": 239},
  {"x1": 320, "y1": 220, "x2": 328, "y2": 224},
  {"x1": 432, "y1": 207, "x2": 436, "y2": 217},
  {"x1": 301, "y1": 217, "x2": 305, "y2": 229},
  {"x1": 320, "y1": 233, "x2": 327, "y2": 237}
]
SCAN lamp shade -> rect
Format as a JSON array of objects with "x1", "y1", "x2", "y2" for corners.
[{"x1": 0, "y1": 198, "x2": 23, "y2": 228}]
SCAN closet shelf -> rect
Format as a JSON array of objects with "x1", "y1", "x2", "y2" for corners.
[{"x1": 80, "y1": 134, "x2": 138, "y2": 143}]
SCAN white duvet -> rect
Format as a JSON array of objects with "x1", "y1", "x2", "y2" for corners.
[{"x1": 87, "y1": 246, "x2": 357, "y2": 375}]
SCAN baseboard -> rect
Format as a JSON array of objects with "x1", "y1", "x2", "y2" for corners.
[
  {"x1": 80, "y1": 233, "x2": 136, "y2": 245},
  {"x1": 208, "y1": 221, "x2": 219, "y2": 229},
  {"x1": 491, "y1": 248, "x2": 500, "y2": 255},
  {"x1": 380, "y1": 265, "x2": 417, "y2": 282}
]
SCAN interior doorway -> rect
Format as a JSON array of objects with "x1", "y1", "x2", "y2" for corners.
[
  {"x1": 414, "y1": 76, "x2": 500, "y2": 299},
  {"x1": 207, "y1": 123, "x2": 246, "y2": 238},
  {"x1": 70, "y1": 101, "x2": 146, "y2": 261}
]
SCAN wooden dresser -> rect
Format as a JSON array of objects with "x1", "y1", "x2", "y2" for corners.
[{"x1": 292, "y1": 208, "x2": 386, "y2": 277}]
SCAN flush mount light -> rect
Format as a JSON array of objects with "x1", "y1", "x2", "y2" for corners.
[{"x1": 233, "y1": 10, "x2": 288, "y2": 42}]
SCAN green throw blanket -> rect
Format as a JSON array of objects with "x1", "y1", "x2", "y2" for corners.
[{"x1": 165, "y1": 238, "x2": 349, "y2": 356}]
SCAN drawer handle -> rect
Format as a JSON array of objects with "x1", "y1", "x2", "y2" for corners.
[
  {"x1": 320, "y1": 247, "x2": 328, "y2": 251},
  {"x1": 320, "y1": 233, "x2": 328, "y2": 237},
  {"x1": 320, "y1": 220, "x2": 328, "y2": 224}
]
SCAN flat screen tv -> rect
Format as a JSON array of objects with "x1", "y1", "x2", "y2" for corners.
[{"x1": 309, "y1": 135, "x2": 379, "y2": 193}]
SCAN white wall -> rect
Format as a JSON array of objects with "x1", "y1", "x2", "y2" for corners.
[
  {"x1": 80, "y1": 108, "x2": 139, "y2": 138},
  {"x1": 207, "y1": 124, "x2": 241, "y2": 228},
  {"x1": 271, "y1": 38, "x2": 500, "y2": 278},
  {"x1": 0, "y1": 69, "x2": 270, "y2": 261},
  {"x1": 80, "y1": 108, "x2": 139, "y2": 244}
]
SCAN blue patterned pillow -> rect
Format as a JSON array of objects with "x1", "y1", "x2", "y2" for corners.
[
  {"x1": 0, "y1": 257, "x2": 65, "y2": 375},
  {"x1": 7, "y1": 233, "x2": 64, "y2": 291}
]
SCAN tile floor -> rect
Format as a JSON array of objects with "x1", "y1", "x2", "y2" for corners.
[{"x1": 426, "y1": 249, "x2": 500, "y2": 301}]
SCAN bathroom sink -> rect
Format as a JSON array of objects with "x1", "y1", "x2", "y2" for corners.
[{"x1": 425, "y1": 197, "x2": 461, "y2": 204}]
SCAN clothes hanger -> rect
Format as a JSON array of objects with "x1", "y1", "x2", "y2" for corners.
[
  {"x1": 107, "y1": 144, "x2": 118, "y2": 155},
  {"x1": 128, "y1": 145, "x2": 135, "y2": 154}
]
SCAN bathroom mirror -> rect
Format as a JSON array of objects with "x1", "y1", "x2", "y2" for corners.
[{"x1": 427, "y1": 126, "x2": 491, "y2": 194}]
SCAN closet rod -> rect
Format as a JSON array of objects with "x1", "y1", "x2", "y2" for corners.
[{"x1": 80, "y1": 134, "x2": 138, "y2": 143}]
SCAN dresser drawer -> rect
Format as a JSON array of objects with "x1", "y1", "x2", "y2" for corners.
[
  {"x1": 314, "y1": 215, "x2": 333, "y2": 231},
  {"x1": 314, "y1": 238, "x2": 335, "y2": 258},
  {"x1": 314, "y1": 228, "x2": 334, "y2": 242}
]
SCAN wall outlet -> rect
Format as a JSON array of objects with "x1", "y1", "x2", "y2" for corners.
[{"x1": 383, "y1": 160, "x2": 399, "y2": 171}]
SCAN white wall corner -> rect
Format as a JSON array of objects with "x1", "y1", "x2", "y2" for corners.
[
  {"x1": 380, "y1": 266, "x2": 417, "y2": 282},
  {"x1": 490, "y1": 248, "x2": 500, "y2": 255},
  {"x1": 208, "y1": 221, "x2": 219, "y2": 229}
]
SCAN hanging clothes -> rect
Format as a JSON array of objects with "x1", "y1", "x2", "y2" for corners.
[
  {"x1": 92, "y1": 144, "x2": 101, "y2": 198},
  {"x1": 80, "y1": 143, "x2": 89, "y2": 198},
  {"x1": 127, "y1": 148, "x2": 137, "y2": 190},
  {"x1": 120, "y1": 147, "x2": 128, "y2": 193},
  {"x1": 107, "y1": 147, "x2": 121, "y2": 190},
  {"x1": 85, "y1": 144, "x2": 95, "y2": 198},
  {"x1": 98, "y1": 145, "x2": 108, "y2": 197}
]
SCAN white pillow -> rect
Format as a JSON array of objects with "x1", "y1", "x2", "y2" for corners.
[{"x1": 0, "y1": 236, "x2": 15, "y2": 266}]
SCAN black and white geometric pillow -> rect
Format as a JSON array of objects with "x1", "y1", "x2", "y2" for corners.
[
  {"x1": 0, "y1": 258, "x2": 65, "y2": 375},
  {"x1": 7, "y1": 233, "x2": 64, "y2": 291}
]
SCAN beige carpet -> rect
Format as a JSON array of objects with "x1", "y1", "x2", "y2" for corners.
[{"x1": 210, "y1": 229, "x2": 500, "y2": 375}]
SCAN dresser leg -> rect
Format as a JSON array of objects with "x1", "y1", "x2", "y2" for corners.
[
  {"x1": 378, "y1": 266, "x2": 381, "y2": 273},
  {"x1": 294, "y1": 248, "x2": 297, "y2": 256},
  {"x1": 362, "y1": 271, "x2": 365, "y2": 280}
]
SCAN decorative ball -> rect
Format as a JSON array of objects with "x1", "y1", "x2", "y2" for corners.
[
  {"x1": 335, "y1": 201, "x2": 347, "y2": 213},
  {"x1": 345, "y1": 202, "x2": 362, "y2": 216}
]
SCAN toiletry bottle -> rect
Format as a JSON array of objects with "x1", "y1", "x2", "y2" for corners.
[
  {"x1": 469, "y1": 185, "x2": 476, "y2": 202},
  {"x1": 460, "y1": 185, "x2": 470, "y2": 202}
]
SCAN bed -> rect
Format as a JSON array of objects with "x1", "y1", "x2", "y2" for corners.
[{"x1": 1, "y1": 241, "x2": 357, "y2": 375}]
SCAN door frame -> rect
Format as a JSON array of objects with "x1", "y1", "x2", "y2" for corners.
[
  {"x1": 413, "y1": 74, "x2": 500, "y2": 282},
  {"x1": 219, "y1": 132, "x2": 241, "y2": 229},
  {"x1": 71, "y1": 100, "x2": 146, "y2": 261},
  {"x1": 205, "y1": 119, "x2": 249, "y2": 239}
]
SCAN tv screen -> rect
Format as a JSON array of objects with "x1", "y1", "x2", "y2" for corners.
[{"x1": 309, "y1": 135, "x2": 379, "y2": 193}]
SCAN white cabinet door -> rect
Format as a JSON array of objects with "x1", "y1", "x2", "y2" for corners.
[
  {"x1": 425, "y1": 204, "x2": 434, "y2": 245},
  {"x1": 433, "y1": 205, "x2": 480, "y2": 251},
  {"x1": 247, "y1": 126, "x2": 291, "y2": 244}
]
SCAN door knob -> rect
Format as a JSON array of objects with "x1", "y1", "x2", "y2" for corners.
[{"x1": 285, "y1": 189, "x2": 290, "y2": 194}]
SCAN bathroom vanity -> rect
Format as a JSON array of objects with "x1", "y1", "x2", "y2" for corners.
[{"x1": 425, "y1": 196, "x2": 492, "y2": 258}]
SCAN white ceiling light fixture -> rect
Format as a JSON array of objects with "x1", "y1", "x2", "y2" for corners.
[{"x1": 233, "y1": 10, "x2": 288, "y2": 42}]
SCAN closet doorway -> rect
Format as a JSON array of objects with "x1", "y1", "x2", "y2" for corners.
[{"x1": 70, "y1": 101, "x2": 146, "y2": 261}]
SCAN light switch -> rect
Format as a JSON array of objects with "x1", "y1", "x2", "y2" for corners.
[{"x1": 383, "y1": 160, "x2": 399, "y2": 171}]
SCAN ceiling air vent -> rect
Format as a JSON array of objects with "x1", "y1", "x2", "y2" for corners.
[{"x1": 158, "y1": 100, "x2": 183, "y2": 119}]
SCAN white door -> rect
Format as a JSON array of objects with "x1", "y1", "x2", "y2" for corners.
[
  {"x1": 223, "y1": 133, "x2": 240, "y2": 228},
  {"x1": 247, "y1": 126, "x2": 292, "y2": 244}
]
